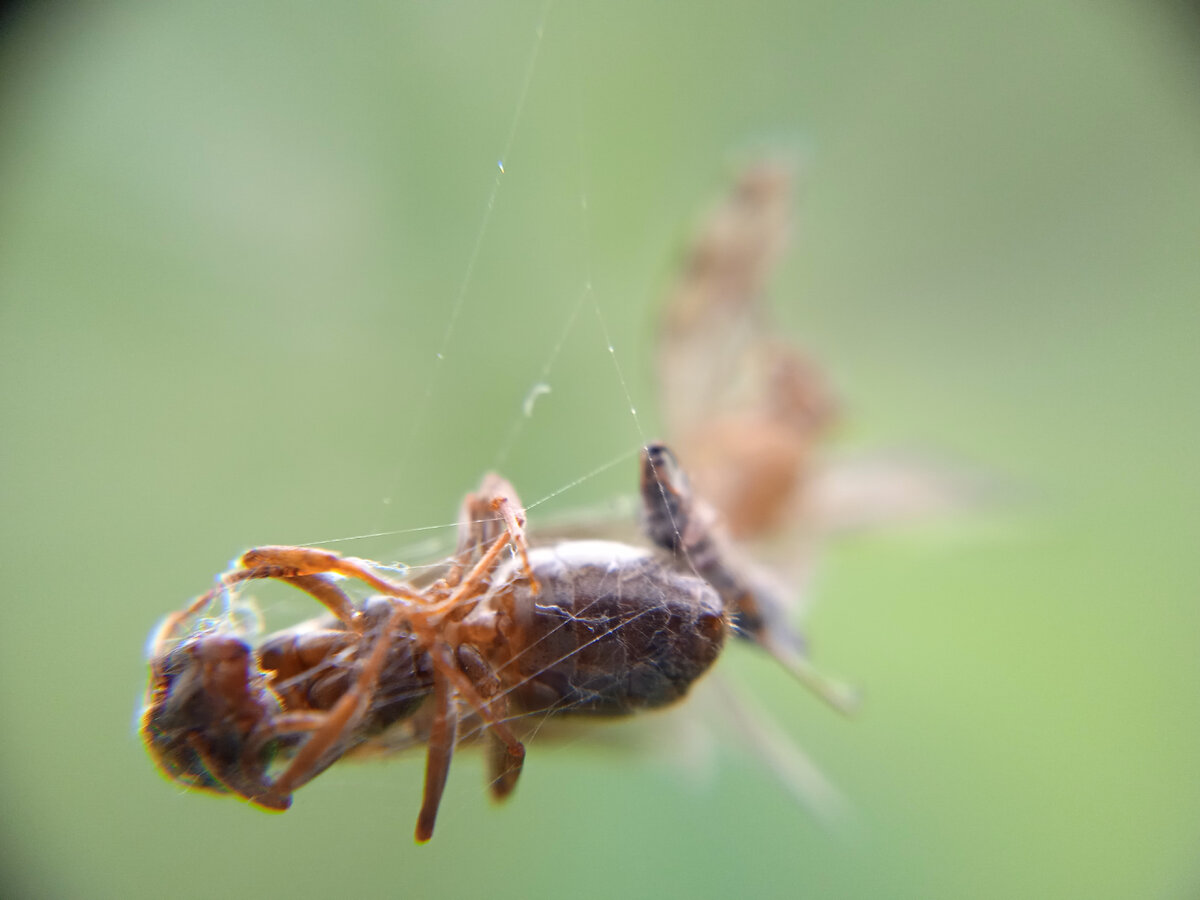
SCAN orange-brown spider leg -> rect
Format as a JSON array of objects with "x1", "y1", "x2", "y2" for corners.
[
  {"x1": 447, "y1": 477, "x2": 536, "y2": 594},
  {"x1": 414, "y1": 644, "x2": 527, "y2": 842},
  {"x1": 149, "y1": 586, "x2": 232, "y2": 657},
  {"x1": 415, "y1": 670, "x2": 458, "y2": 844},
  {"x1": 279, "y1": 574, "x2": 365, "y2": 631},
  {"x1": 424, "y1": 509, "x2": 537, "y2": 619},
  {"x1": 253, "y1": 603, "x2": 407, "y2": 806},
  {"x1": 488, "y1": 495, "x2": 537, "y2": 595},
  {"x1": 235, "y1": 546, "x2": 426, "y2": 604},
  {"x1": 433, "y1": 645, "x2": 525, "y2": 790},
  {"x1": 152, "y1": 546, "x2": 419, "y2": 655},
  {"x1": 453, "y1": 478, "x2": 513, "y2": 558}
]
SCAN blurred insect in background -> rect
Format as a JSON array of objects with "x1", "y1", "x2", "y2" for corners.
[
  {"x1": 658, "y1": 162, "x2": 953, "y2": 560},
  {"x1": 142, "y1": 161, "x2": 946, "y2": 839}
]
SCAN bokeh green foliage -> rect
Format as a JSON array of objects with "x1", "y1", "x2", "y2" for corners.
[{"x1": 1, "y1": 2, "x2": 1198, "y2": 898}]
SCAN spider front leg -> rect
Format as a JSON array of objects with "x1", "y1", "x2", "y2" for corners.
[
  {"x1": 155, "y1": 546, "x2": 425, "y2": 652},
  {"x1": 233, "y1": 546, "x2": 426, "y2": 612}
]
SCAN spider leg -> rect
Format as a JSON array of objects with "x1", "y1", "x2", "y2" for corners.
[
  {"x1": 456, "y1": 644, "x2": 522, "y2": 800},
  {"x1": 148, "y1": 586, "x2": 232, "y2": 659},
  {"x1": 234, "y1": 546, "x2": 426, "y2": 604},
  {"x1": 446, "y1": 475, "x2": 535, "y2": 593},
  {"x1": 423, "y1": 503, "x2": 536, "y2": 620},
  {"x1": 434, "y1": 645, "x2": 525, "y2": 788},
  {"x1": 413, "y1": 643, "x2": 525, "y2": 843},
  {"x1": 488, "y1": 493, "x2": 536, "y2": 594},
  {"x1": 183, "y1": 733, "x2": 291, "y2": 811},
  {"x1": 253, "y1": 603, "x2": 407, "y2": 806},
  {"x1": 410, "y1": 482, "x2": 534, "y2": 841},
  {"x1": 415, "y1": 670, "x2": 457, "y2": 843},
  {"x1": 278, "y1": 573, "x2": 364, "y2": 631},
  {"x1": 155, "y1": 546, "x2": 422, "y2": 656},
  {"x1": 455, "y1": 477, "x2": 514, "y2": 556}
]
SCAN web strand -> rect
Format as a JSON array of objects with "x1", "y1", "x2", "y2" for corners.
[
  {"x1": 318, "y1": 0, "x2": 665, "y2": 576},
  {"x1": 378, "y1": 0, "x2": 557, "y2": 521}
]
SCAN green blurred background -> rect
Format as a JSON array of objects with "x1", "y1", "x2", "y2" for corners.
[{"x1": 2, "y1": 2, "x2": 1198, "y2": 897}]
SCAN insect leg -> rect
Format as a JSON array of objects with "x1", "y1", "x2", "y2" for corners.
[
  {"x1": 641, "y1": 444, "x2": 858, "y2": 715},
  {"x1": 639, "y1": 442, "x2": 695, "y2": 552}
]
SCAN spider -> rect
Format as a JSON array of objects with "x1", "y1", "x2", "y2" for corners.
[{"x1": 143, "y1": 446, "x2": 748, "y2": 842}]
